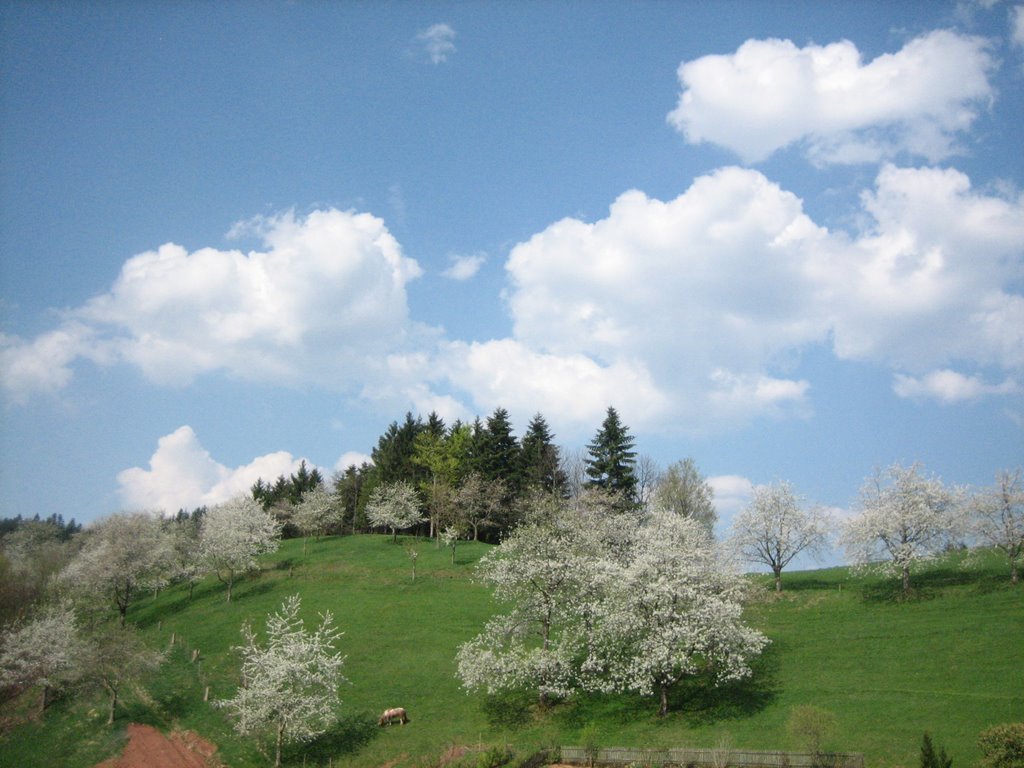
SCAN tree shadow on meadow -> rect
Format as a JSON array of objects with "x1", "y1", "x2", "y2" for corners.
[
  {"x1": 482, "y1": 689, "x2": 535, "y2": 730},
  {"x1": 857, "y1": 564, "x2": 1005, "y2": 604},
  {"x1": 283, "y1": 711, "x2": 379, "y2": 766},
  {"x1": 554, "y1": 646, "x2": 780, "y2": 730}
]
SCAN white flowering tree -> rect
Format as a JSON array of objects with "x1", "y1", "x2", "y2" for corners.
[
  {"x1": 200, "y1": 496, "x2": 281, "y2": 603},
  {"x1": 969, "y1": 468, "x2": 1024, "y2": 584},
  {"x1": 591, "y1": 510, "x2": 769, "y2": 716},
  {"x1": 218, "y1": 594, "x2": 346, "y2": 768},
  {"x1": 365, "y1": 481, "x2": 424, "y2": 542},
  {"x1": 729, "y1": 481, "x2": 831, "y2": 592},
  {"x1": 59, "y1": 512, "x2": 174, "y2": 625},
  {"x1": 842, "y1": 463, "x2": 963, "y2": 596},
  {"x1": 456, "y1": 511, "x2": 610, "y2": 706},
  {"x1": 0, "y1": 601, "x2": 83, "y2": 715},
  {"x1": 293, "y1": 486, "x2": 340, "y2": 554},
  {"x1": 79, "y1": 622, "x2": 164, "y2": 724}
]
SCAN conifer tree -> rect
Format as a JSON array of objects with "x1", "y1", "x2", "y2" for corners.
[
  {"x1": 520, "y1": 413, "x2": 566, "y2": 495},
  {"x1": 585, "y1": 406, "x2": 638, "y2": 504}
]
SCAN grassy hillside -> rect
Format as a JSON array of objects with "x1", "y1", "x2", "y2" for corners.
[{"x1": 0, "y1": 535, "x2": 1021, "y2": 768}]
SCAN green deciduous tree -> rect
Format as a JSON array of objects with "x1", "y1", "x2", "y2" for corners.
[{"x1": 653, "y1": 458, "x2": 717, "y2": 534}]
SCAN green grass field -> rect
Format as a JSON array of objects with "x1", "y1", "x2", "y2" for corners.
[{"x1": 0, "y1": 535, "x2": 1021, "y2": 768}]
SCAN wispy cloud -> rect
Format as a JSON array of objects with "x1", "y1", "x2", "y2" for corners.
[
  {"x1": 1012, "y1": 5, "x2": 1024, "y2": 47},
  {"x1": 416, "y1": 23, "x2": 456, "y2": 64},
  {"x1": 893, "y1": 369, "x2": 1020, "y2": 403},
  {"x1": 442, "y1": 253, "x2": 486, "y2": 280}
]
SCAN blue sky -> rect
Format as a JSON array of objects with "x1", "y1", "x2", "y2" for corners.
[{"x1": 2, "y1": 1, "x2": 1022, "y2": 560}]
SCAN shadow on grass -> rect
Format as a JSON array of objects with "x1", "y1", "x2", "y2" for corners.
[
  {"x1": 282, "y1": 711, "x2": 379, "y2": 766},
  {"x1": 670, "y1": 647, "x2": 780, "y2": 726},
  {"x1": 482, "y1": 689, "x2": 535, "y2": 730},
  {"x1": 554, "y1": 645, "x2": 780, "y2": 729},
  {"x1": 857, "y1": 565, "x2": 1007, "y2": 603}
]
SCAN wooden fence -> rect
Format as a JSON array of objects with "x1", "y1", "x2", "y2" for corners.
[{"x1": 558, "y1": 745, "x2": 865, "y2": 768}]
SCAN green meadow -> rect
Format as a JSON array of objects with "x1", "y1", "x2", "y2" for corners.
[{"x1": 0, "y1": 535, "x2": 1020, "y2": 768}]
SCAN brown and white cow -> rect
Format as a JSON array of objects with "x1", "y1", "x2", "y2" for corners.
[{"x1": 378, "y1": 707, "x2": 409, "y2": 726}]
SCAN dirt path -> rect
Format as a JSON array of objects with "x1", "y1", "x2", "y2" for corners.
[{"x1": 93, "y1": 723, "x2": 220, "y2": 768}]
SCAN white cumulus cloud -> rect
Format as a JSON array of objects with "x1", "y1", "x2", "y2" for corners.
[
  {"x1": 116, "y1": 425, "x2": 311, "y2": 513},
  {"x1": 668, "y1": 30, "x2": 995, "y2": 164},
  {"x1": 439, "y1": 164, "x2": 1023, "y2": 435},
  {"x1": 1, "y1": 208, "x2": 431, "y2": 400}
]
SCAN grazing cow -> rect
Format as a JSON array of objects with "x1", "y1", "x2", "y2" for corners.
[{"x1": 378, "y1": 707, "x2": 409, "y2": 726}]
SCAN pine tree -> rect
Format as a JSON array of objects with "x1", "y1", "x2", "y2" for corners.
[
  {"x1": 520, "y1": 413, "x2": 566, "y2": 495},
  {"x1": 585, "y1": 406, "x2": 638, "y2": 504}
]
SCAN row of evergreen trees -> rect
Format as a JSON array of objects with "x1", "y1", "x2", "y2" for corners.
[{"x1": 250, "y1": 406, "x2": 640, "y2": 542}]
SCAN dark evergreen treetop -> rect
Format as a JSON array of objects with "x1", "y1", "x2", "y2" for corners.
[
  {"x1": 478, "y1": 407, "x2": 523, "y2": 496},
  {"x1": 520, "y1": 412, "x2": 566, "y2": 495},
  {"x1": 585, "y1": 406, "x2": 638, "y2": 502},
  {"x1": 371, "y1": 412, "x2": 426, "y2": 485}
]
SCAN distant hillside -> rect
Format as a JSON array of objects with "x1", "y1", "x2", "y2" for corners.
[{"x1": 1, "y1": 536, "x2": 1020, "y2": 768}]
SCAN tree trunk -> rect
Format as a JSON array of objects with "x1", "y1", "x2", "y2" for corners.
[
  {"x1": 106, "y1": 683, "x2": 118, "y2": 725},
  {"x1": 773, "y1": 566, "x2": 782, "y2": 592},
  {"x1": 1012, "y1": 560, "x2": 1019, "y2": 584},
  {"x1": 275, "y1": 720, "x2": 284, "y2": 768},
  {"x1": 902, "y1": 564, "x2": 911, "y2": 596},
  {"x1": 39, "y1": 684, "x2": 50, "y2": 716},
  {"x1": 226, "y1": 572, "x2": 234, "y2": 603},
  {"x1": 188, "y1": 581, "x2": 195, "y2": 601},
  {"x1": 658, "y1": 683, "x2": 669, "y2": 717}
]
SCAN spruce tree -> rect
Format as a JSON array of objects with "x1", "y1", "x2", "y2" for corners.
[
  {"x1": 585, "y1": 406, "x2": 638, "y2": 503},
  {"x1": 520, "y1": 413, "x2": 566, "y2": 495}
]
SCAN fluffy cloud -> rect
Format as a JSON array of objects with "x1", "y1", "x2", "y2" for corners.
[
  {"x1": 117, "y1": 425, "x2": 311, "y2": 513},
  {"x1": 5, "y1": 167, "x2": 1021, "y2": 437},
  {"x1": 709, "y1": 474, "x2": 754, "y2": 518},
  {"x1": 416, "y1": 23, "x2": 456, "y2": 64},
  {"x1": 668, "y1": 30, "x2": 995, "y2": 164},
  {"x1": 440, "y1": 164, "x2": 1023, "y2": 434},
  {"x1": 1, "y1": 208, "x2": 429, "y2": 399}
]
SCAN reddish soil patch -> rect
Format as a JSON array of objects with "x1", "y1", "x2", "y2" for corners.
[{"x1": 93, "y1": 723, "x2": 220, "y2": 768}]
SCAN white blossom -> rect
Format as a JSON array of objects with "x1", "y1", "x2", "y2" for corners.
[
  {"x1": 58, "y1": 512, "x2": 174, "y2": 624},
  {"x1": 729, "y1": 481, "x2": 831, "y2": 591},
  {"x1": 199, "y1": 496, "x2": 281, "y2": 602},
  {"x1": 0, "y1": 601, "x2": 83, "y2": 714},
  {"x1": 968, "y1": 468, "x2": 1024, "y2": 583},
  {"x1": 842, "y1": 462, "x2": 963, "y2": 595},
  {"x1": 218, "y1": 594, "x2": 346, "y2": 768},
  {"x1": 365, "y1": 481, "x2": 424, "y2": 542},
  {"x1": 590, "y1": 510, "x2": 768, "y2": 716}
]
